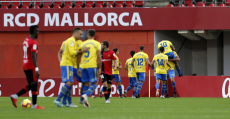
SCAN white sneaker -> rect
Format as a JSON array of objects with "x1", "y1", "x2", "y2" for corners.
[
  {"x1": 105, "y1": 99, "x2": 110, "y2": 103},
  {"x1": 79, "y1": 100, "x2": 84, "y2": 104},
  {"x1": 67, "y1": 103, "x2": 78, "y2": 107},
  {"x1": 81, "y1": 94, "x2": 90, "y2": 107},
  {"x1": 124, "y1": 90, "x2": 127, "y2": 98},
  {"x1": 160, "y1": 95, "x2": 165, "y2": 99},
  {"x1": 156, "y1": 89, "x2": 160, "y2": 97},
  {"x1": 131, "y1": 96, "x2": 136, "y2": 98},
  {"x1": 11, "y1": 94, "x2": 18, "y2": 99}
]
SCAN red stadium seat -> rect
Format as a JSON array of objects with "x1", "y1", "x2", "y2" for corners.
[
  {"x1": 85, "y1": 1, "x2": 94, "y2": 5},
  {"x1": 197, "y1": 2, "x2": 205, "y2": 7},
  {"x1": 177, "y1": 4, "x2": 185, "y2": 7},
  {"x1": 33, "y1": 0, "x2": 42, "y2": 6},
  {"x1": 95, "y1": 5, "x2": 103, "y2": 8},
  {"x1": 105, "y1": 4, "x2": 113, "y2": 8},
  {"x1": 105, "y1": 1, "x2": 114, "y2": 5},
  {"x1": 125, "y1": 1, "x2": 133, "y2": 5},
  {"x1": 21, "y1": 6, "x2": 29, "y2": 9},
  {"x1": 208, "y1": 3, "x2": 215, "y2": 7},
  {"x1": 64, "y1": 2, "x2": 72, "y2": 5},
  {"x1": 53, "y1": 2, "x2": 62, "y2": 6},
  {"x1": 74, "y1": 5, "x2": 82, "y2": 8},
  {"x1": 226, "y1": 0, "x2": 230, "y2": 6},
  {"x1": 96, "y1": 1, "x2": 104, "y2": 5},
  {"x1": 116, "y1": 1, "x2": 123, "y2": 5},
  {"x1": 11, "y1": 0, "x2": 20, "y2": 6},
  {"x1": 116, "y1": 4, "x2": 123, "y2": 7},
  {"x1": 187, "y1": 3, "x2": 195, "y2": 7},
  {"x1": 85, "y1": 5, "x2": 92, "y2": 8},
  {"x1": 1, "y1": 6, "x2": 8, "y2": 9},
  {"x1": 11, "y1": 6, "x2": 19, "y2": 9},
  {"x1": 22, "y1": 0, "x2": 31, "y2": 7},
  {"x1": 1, "y1": 0, "x2": 11, "y2": 7},
  {"x1": 126, "y1": 4, "x2": 134, "y2": 7},
  {"x1": 63, "y1": 5, "x2": 71, "y2": 8},
  {"x1": 43, "y1": 0, "x2": 52, "y2": 7},
  {"x1": 135, "y1": 1, "x2": 143, "y2": 7},
  {"x1": 43, "y1": 5, "x2": 50, "y2": 8},
  {"x1": 184, "y1": 0, "x2": 193, "y2": 5},
  {"x1": 218, "y1": 3, "x2": 226, "y2": 7},
  {"x1": 166, "y1": 4, "x2": 174, "y2": 7},
  {"x1": 75, "y1": 1, "x2": 83, "y2": 6},
  {"x1": 35, "y1": 5, "x2": 40, "y2": 8},
  {"x1": 53, "y1": 5, "x2": 61, "y2": 8}
]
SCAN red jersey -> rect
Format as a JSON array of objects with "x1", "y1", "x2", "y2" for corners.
[
  {"x1": 23, "y1": 37, "x2": 38, "y2": 70},
  {"x1": 101, "y1": 50, "x2": 117, "y2": 75}
]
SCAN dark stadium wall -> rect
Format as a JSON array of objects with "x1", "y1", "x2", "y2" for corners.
[{"x1": 0, "y1": 31, "x2": 154, "y2": 78}]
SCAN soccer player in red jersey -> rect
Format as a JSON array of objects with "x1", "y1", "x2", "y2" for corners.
[
  {"x1": 100, "y1": 41, "x2": 117, "y2": 103},
  {"x1": 10, "y1": 25, "x2": 45, "y2": 109}
]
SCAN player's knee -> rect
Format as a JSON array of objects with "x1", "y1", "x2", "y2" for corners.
[
  {"x1": 92, "y1": 81, "x2": 98, "y2": 86},
  {"x1": 103, "y1": 82, "x2": 107, "y2": 87},
  {"x1": 30, "y1": 81, "x2": 37, "y2": 85},
  {"x1": 117, "y1": 82, "x2": 121, "y2": 86}
]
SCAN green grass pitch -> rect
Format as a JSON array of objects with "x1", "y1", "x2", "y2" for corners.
[{"x1": 0, "y1": 97, "x2": 229, "y2": 119}]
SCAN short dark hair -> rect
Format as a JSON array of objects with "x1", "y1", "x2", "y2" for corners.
[
  {"x1": 29, "y1": 25, "x2": 38, "y2": 34},
  {"x1": 130, "y1": 51, "x2": 135, "y2": 57},
  {"x1": 140, "y1": 45, "x2": 144, "y2": 50},
  {"x1": 159, "y1": 46, "x2": 165, "y2": 52},
  {"x1": 113, "y1": 48, "x2": 118, "y2": 53},
  {"x1": 88, "y1": 29, "x2": 96, "y2": 37},
  {"x1": 72, "y1": 27, "x2": 83, "y2": 34},
  {"x1": 103, "y1": 41, "x2": 109, "y2": 48}
]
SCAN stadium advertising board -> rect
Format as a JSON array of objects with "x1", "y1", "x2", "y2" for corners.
[{"x1": 1, "y1": 7, "x2": 230, "y2": 31}]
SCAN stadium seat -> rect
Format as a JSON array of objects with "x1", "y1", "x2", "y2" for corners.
[
  {"x1": 105, "y1": 4, "x2": 113, "y2": 8},
  {"x1": 43, "y1": 5, "x2": 50, "y2": 8},
  {"x1": 33, "y1": 0, "x2": 42, "y2": 6},
  {"x1": 74, "y1": 5, "x2": 82, "y2": 8},
  {"x1": 105, "y1": 1, "x2": 114, "y2": 5},
  {"x1": 85, "y1": 5, "x2": 92, "y2": 8},
  {"x1": 96, "y1": 1, "x2": 104, "y2": 5},
  {"x1": 166, "y1": 4, "x2": 174, "y2": 7},
  {"x1": 116, "y1": 4, "x2": 123, "y2": 7},
  {"x1": 125, "y1": 1, "x2": 133, "y2": 5},
  {"x1": 74, "y1": 1, "x2": 83, "y2": 6},
  {"x1": 177, "y1": 4, "x2": 185, "y2": 7},
  {"x1": 63, "y1": 5, "x2": 71, "y2": 8},
  {"x1": 208, "y1": 3, "x2": 215, "y2": 7},
  {"x1": 53, "y1": 1, "x2": 62, "y2": 7},
  {"x1": 35, "y1": 5, "x2": 40, "y2": 8},
  {"x1": 95, "y1": 5, "x2": 103, "y2": 8},
  {"x1": 21, "y1": 6, "x2": 29, "y2": 9},
  {"x1": 226, "y1": 0, "x2": 230, "y2": 6},
  {"x1": 1, "y1": 0, "x2": 11, "y2": 7},
  {"x1": 43, "y1": 0, "x2": 52, "y2": 7},
  {"x1": 85, "y1": 1, "x2": 94, "y2": 5},
  {"x1": 64, "y1": 1, "x2": 72, "y2": 5},
  {"x1": 218, "y1": 3, "x2": 226, "y2": 7},
  {"x1": 22, "y1": 0, "x2": 31, "y2": 7},
  {"x1": 116, "y1": 1, "x2": 124, "y2": 5},
  {"x1": 135, "y1": 1, "x2": 143, "y2": 7},
  {"x1": 197, "y1": 2, "x2": 205, "y2": 7},
  {"x1": 187, "y1": 3, "x2": 195, "y2": 7},
  {"x1": 126, "y1": 4, "x2": 134, "y2": 7},
  {"x1": 11, "y1": 0, "x2": 20, "y2": 7},
  {"x1": 184, "y1": 0, "x2": 193, "y2": 5},
  {"x1": 1, "y1": 6, "x2": 8, "y2": 9},
  {"x1": 11, "y1": 6, "x2": 19, "y2": 9},
  {"x1": 53, "y1": 5, "x2": 61, "y2": 8}
]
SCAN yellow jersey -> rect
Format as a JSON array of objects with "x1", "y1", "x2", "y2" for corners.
[
  {"x1": 112, "y1": 56, "x2": 119, "y2": 74},
  {"x1": 73, "y1": 40, "x2": 83, "y2": 68},
  {"x1": 133, "y1": 52, "x2": 149, "y2": 73},
  {"x1": 79, "y1": 39, "x2": 101, "y2": 68},
  {"x1": 153, "y1": 53, "x2": 168, "y2": 74},
  {"x1": 167, "y1": 51, "x2": 177, "y2": 70},
  {"x1": 60, "y1": 37, "x2": 78, "y2": 67},
  {"x1": 158, "y1": 40, "x2": 173, "y2": 53},
  {"x1": 126, "y1": 57, "x2": 136, "y2": 77}
]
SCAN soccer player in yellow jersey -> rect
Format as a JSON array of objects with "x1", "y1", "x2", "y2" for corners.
[
  {"x1": 112, "y1": 48, "x2": 123, "y2": 98},
  {"x1": 151, "y1": 46, "x2": 171, "y2": 98},
  {"x1": 158, "y1": 40, "x2": 183, "y2": 77},
  {"x1": 131, "y1": 45, "x2": 151, "y2": 98},
  {"x1": 124, "y1": 51, "x2": 138, "y2": 98},
  {"x1": 77, "y1": 29, "x2": 102, "y2": 107},
  {"x1": 55, "y1": 28, "x2": 89, "y2": 107}
]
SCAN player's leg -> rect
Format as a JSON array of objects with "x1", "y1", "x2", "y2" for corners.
[
  {"x1": 169, "y1": 70, "x2": 177, "y2": 97},
  {"x1": 99, "y1": 85, "x2": 103, "y2": 98},
  {"x1": 102, "y1": 74, "x2": 109, "y2": 100},
  {"x1": 135, "y1": 73, "x2": 145, "y2": 98},
  {"x1": 107, "y1": 75, "x2": 113, "y2": 102},
  {"x1": 91, "y1": 82, "x2": 96, "y2": 98},
  {"x1": 124, "y1": 77, "x2": 134, "y2": 98},
  {"x1": 115, "y1": 75, "x2": 123, "y2": 98},
  {"x1": 132, "y1": 77, "x2": 138, "y2": 98},
  {"x1": 161, "y1": 79, "x2": 167, "y2": 99},
  {"x1": 10, "y1": 70, "x2": 32, "y2": 108},
  {"x1": 164, "y1": 73, "x2": 169, "y2": 98},
  {"x1": 174, "y1": 61, "x2": 183, "y2": 77},
  {"x1": 155, "y1": 74, "x2": 161, "y2": 97}
]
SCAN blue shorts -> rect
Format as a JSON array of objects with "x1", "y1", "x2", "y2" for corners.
[
  {"x1": 60, "y1": 66, "x2": 74, "y2": 83},
  {"x1": 80, "y1": 68, "x2": 98, "y2": 83},
  {"x1": 156, "y1": 73, "x2": 167, "y2": 81},
  {"x1": 112, "y1": 74, "x2": 121, "y2": 82},
  {"x1": 167, "y1": 70, "x2": 175, "y2": 79},
  {"x1": 73, "y1": 68, "x2": 82, "y2": 82},
  {"x1": 129, "y1": 77, "x2": 138, "y2": 87},
  {"x1": 165, "y1": 52, "x2": 176, "y2": 59},
  {"x1": 136, "y1": 72, "x2": 145, "y2": 82}
]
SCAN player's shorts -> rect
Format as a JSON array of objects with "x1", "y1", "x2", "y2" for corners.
[
  {"x1": 24, "y1": 69, "x2": 38, "y2": 83},
  {"x1": 61, "y1": 66, "x2": 74, "y2": 83},
  {"x1": 165, "y1": 52, "x2": 176, "y2": 59},
  {"x1": 167, "y1": 70, "x2": 175, "y2": 79},
  {"x1": 101, "y1": 73, "x2": 113, "y2": 84},
  {"x1": 156, "y1": 73, "x2": 167, "y2": 81},
  {"x1": 73, "y1": 68, "x2": 82, "y2": 82},
  {"x1": 81, "y1": 68, "x2": 98, "y2": 83},
  {"x1": 112, "y1": 74, "x2": 121, "y2": 83},
  {"x1": 129, "y1": 77, "x2": 137, "y2": 87},
  {"x1": 136, "y1": 72, "x2": 145, "y2": 82}
]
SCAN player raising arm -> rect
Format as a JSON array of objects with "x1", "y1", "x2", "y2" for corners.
[
  {"x1": 151, "y1": 46, "x2": 171, "y2": 98},
  {"x1": 131, "y1": 45, "x2": 151, "y2": 98}
]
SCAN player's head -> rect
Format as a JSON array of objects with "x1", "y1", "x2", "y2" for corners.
[
  {"x1": 113, "y1": 48, "x2": 119, "y2": 55},
  {"x1": 130, "y1": 51, "x2": 135, "y2": 57},
  {"x1": 72, "y1": 27, "x2": 83, "y2": 40},
  {"x1": 29, "y1": 25, "x2": 39, "y2": 39},
  {"x1": 102, "y1": 41, "x2": 109, "y2": 50},
  {"x1": 140, "y1": 45, "x2": 144, "y2": 51},
  {"x1": 87, "y1": 29, "x2": 96, "y2": 39},
  {"x1": 159, "y1": 46, "x2": 165, "y2": 53}
]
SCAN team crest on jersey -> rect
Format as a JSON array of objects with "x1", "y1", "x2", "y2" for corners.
[{"x1": 108, "y1": 54, "x2": 110, "y2": 57}]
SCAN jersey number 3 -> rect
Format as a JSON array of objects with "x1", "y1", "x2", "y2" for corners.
[
  {"x1": 157, "y1": 59, "x2": 164, "y2": 66},
  {"x1": 84, "y1": 51, "x2": 90, "y2": 58}
]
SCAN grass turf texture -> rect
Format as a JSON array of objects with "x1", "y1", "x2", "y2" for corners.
[{"x1": 0, "y1": 97, "x2": 229, "y2": 119}]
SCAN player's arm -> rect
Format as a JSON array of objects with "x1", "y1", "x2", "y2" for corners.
[
  {"x1": 113, "y1": 59, "x2": 118, "y2": 71},
  {"x1": 168, "y1": 55, "x2": 180, "y2": 61},
  {"x1": 124, "y1": 62, "x2": 128, "y2": 71},
  {"x1": 166, "y1": 59, "x2": 172, "y2": 71},
  {"x1": 68, "y1": 41, "x2": 89, "y2": 56},
  {"x1": 31, "y1": 44, "x2": 39, "y2": 79},
  {"x1": 170, "y1": 45, "x2": 175, "y2": 51},
  {"x1": 150, "y1": 60, "x2": 155, "y2": 70},
  {"x1": 58, "y1": 48, "x2": 63, "y2": 62},
  {"x1": 118, "y1": 62, "x2": 122, "y2": 69},
  {"x1": 131, "y1": 58, "x2": 135, "y2": 68},
  {"x1": 97, "y1": 49, "x2": 102, "y2": 76}
]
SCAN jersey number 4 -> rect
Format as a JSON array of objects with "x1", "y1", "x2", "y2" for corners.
[
  {"x1": 157, "y1": 59, "x2": 164, "y2": 66},
  {"x1": 23, "y1": 41, "x2": 29, "y2": 59},
  {"x1": 160, "y1": 42, "x2": 167, "y2": 47},
  {"x1": 137, "y1": 58, "x2": 143, "y2": 66}
]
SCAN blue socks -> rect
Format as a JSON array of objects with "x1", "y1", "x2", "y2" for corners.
[
  {"x1": 126, "y1": 86, "x2": 133, "y2": 92},
  {"x1": 165, "y1": 85, "x2": 168, "y2": 96},
  {"x1": 85, "y1": 84, "x2": 97, "y2": 97},
  {"x1": 155, "y1": 82, "x2": 160, "y2": 90},
  {"x1": 133, "y1": 85, "x2": 137, "y2": 96},
  {"x1": 68, "y1": 87, "x2": 72, "y2": 104},
  {"x1": 161, "y1": 85, "x2": 166, "y2": 96},
  {"x1": 118, "y1": 86, "x2": 122, "y2": 97},
  {"x1": 176, "y1": 68, "x2": 182, "y2": 75},
  {"x1": 135, "y1": 82, "x2": 143, "y2": 95},
  {"x1": 92, "y1": 91, "x2": 95, "y2": 96},
  {"x1": 62, "y1": 94, "x2": 67, "y2": 105},
  {"x1": 172, "y1": 82, "x2": 176, "y2": 93},
  {"x1": 56, "y1": 84, "x2": 71, "y2": 102}
]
